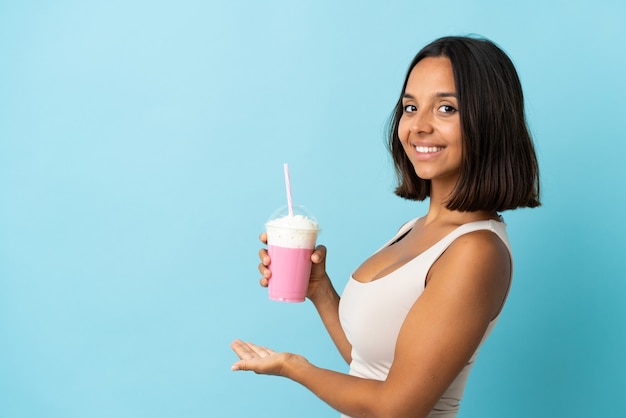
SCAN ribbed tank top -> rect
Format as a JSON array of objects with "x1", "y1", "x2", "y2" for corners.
[{"x1": 338, "y1": 218, "x2": 511, "y2": 418}]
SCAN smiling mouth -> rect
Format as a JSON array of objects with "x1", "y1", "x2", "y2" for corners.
[{"x1": 415, "y1": 146, "x2": 444, "y2": 153}]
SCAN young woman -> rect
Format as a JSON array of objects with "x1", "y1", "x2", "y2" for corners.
[{"x1": 231, "y1": 36, "x2": 540, "y2": 418}]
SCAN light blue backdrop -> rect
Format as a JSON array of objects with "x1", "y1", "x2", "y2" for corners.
[{"x1": 1, "y1": 1, "x2": 624, "y2": 417}]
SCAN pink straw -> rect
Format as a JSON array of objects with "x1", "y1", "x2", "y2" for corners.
[{"x1": 283, "y1": 163, "x2": 294, "y2": 217}]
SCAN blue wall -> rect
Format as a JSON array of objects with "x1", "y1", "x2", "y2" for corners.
[{"x1": 1, "y1": 1, "x2": 624, "y2": 417}]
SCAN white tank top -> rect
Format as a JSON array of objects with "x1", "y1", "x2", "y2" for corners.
[{"x1": 338, "y1": 218, "x2": 511, "y2": 418}]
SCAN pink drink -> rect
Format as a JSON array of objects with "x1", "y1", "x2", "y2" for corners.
[
  {"x1": 265, "y1": 210, "x2": 319, "y2": 303},
  {"x1": 267, "y1": 245, "x2": 314, "y2": 302}
]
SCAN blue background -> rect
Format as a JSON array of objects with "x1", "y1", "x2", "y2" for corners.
[{"x1": 1, "y1": 1, "x2": 625, "y2": 417}]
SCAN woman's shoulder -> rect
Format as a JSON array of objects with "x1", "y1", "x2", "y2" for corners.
[
  {"x1": 448, "y1": 227, "x2": 508, "y2": 255},
  {"x1": 431, "y1": 227, "x2": 511, "y2": 285}
]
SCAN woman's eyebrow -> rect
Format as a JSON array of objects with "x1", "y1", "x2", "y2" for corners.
[{"x1": 402, "y1": 92, "x2": 457, "y2": 99}]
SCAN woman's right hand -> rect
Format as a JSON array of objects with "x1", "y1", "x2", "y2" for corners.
[{"x1": 258, "y1": 232, "x2": 330, "y2": 302}]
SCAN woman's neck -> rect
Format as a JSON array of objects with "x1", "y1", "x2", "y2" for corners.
[{"x1": 424, "y1": 183, "x2": 497, "y2": 226}]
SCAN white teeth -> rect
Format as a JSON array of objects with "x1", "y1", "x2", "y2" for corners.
[{"x1": 415, "y1": 146, "x2": 443, "y2": 153}]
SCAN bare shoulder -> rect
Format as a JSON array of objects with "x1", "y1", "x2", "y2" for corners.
[
  {"x1": 427, "y1": 229, "x2": 511, "y2": 318},
  {"x1": 440, "y1": 229, "x2": 510, "y2": 270}
]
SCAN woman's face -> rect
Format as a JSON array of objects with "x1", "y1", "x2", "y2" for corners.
[{"x1": 398, "y1": 57, "x2": 463, "y2": 187}]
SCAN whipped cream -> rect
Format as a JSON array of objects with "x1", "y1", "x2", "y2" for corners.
[{"x1": 265, "y1": 215, "x2": 319, "y2": 248}]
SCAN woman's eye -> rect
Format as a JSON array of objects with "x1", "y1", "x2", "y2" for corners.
[
  {"x1": 403, "y1": 104, "x2": 417, "y2": 113},
  {"x1": 438, "y1": 105, "x2": 457, "y2": 113}
]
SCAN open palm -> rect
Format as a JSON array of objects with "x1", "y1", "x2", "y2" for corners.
[{"x1": 230, "y1": 340, "x2": 300, "y2": 376}]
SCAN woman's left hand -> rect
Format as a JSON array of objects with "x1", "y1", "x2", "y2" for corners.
[{"x1": 230, "y1": 340, "x2": 305, "y2": 376}]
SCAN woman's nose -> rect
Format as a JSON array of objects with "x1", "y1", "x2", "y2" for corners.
[{"x1": 409, "y1": 110, "x2": 434, "y2": 134}]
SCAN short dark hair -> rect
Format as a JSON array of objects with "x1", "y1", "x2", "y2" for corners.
[{"x1": 387, "y1": 36, "x2": 541, "y2": 211}]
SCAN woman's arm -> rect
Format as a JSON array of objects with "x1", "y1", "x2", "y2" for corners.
[
  {"x1": 307, "y1": 264, "x2": 352, "y2": 364},
  {"x1": 231, "y1": 341, "x2": 387, "y2": 415},
  {"x1": 237, "y1": 230, "x2": 511, "y2": 418}
]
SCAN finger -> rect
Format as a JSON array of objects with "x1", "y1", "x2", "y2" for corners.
[
  {"x1": 311, "y1": 245, "x2": 327, "y2": 264},
  {"x1": 231, "y1": 360, "x2": 245, "y2": 371},
  {"x1": 230, "y1": 340, "x2": 260, "y2": 360},
  {"x1": 258, "y1": 248, "x2": 270, "y2": 266},
  {"x1": 248, "y1": 343, "x2": 276, "y2": 358},
  {"x1": 258, "y1": 262, "x2": 271, "y2": 280},
  {"x1": 258, "y1": 261, "x2": 269, "y2": 274},
  {"x1": 231, "y1": 359, "x2": 253, "y2": 371}
]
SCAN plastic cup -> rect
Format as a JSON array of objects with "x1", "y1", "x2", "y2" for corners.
[{"x1": 265, "y1": 205, "x2": 319, "y2": 303}]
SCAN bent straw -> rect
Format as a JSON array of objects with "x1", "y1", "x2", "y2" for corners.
[{"x1": 283, "y1": 163, "x2": 294, "y2": 217}]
